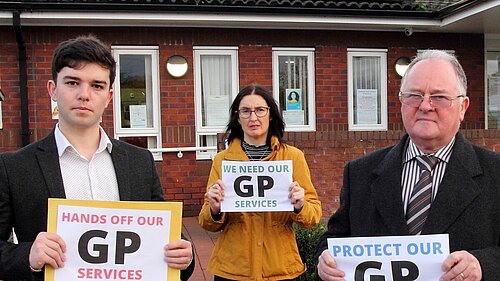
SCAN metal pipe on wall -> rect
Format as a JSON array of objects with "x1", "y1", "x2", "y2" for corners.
[{"x1": 13, "y1": 11, "x2": 30, "y2": 147}]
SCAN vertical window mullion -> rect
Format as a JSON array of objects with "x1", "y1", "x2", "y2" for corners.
[
  {"x1": 194, "y1": 47, "x2": 238, "y2": 160},
  {"x1": 273, "y1": 48, "x2": 315, "y2": 131},
  {"x1": 111, "y1": 46, "x2": 161, "y2": 160},
  {"x1": 348, "y1": 49, "x2": 387, "y2": 131}
]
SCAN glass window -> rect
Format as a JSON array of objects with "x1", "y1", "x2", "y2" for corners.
[
  {"x1": 194, "y1": 47, "x2": 239, "y2": 159},
  {"x1": 112, "y1": 46, "x2": 162, "y2": 160},
  {"x1": 347, "y1": 49, "x2": 388, "y2": 131},
  {"x1": 487, "y1": 51, "x2": 500, "y2": 129},
  {"x1": 273, "y1": 48, "x2": 316, "y2": 131}
]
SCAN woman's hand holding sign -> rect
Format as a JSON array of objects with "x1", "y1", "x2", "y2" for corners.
[
  {"x1": 208, "y1": 179, "x2": 225, "y2": 216},
  {"x1": 288, "y1": 181, "x2": 305, "y2": 212}
]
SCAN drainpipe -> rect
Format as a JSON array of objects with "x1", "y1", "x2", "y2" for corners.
[{"x1": 13, "y1": 11, "x2": 30, "y2": 147}]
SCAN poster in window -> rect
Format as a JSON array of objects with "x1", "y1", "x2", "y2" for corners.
[
  {"x1": 130, "y1": 104, "x2": 148, "y2": 128},
  {"x1": 283, "y1": 110, "x2": 305, "y2": 125},
  {"x1": 206, "y1": 96, "x2": 230, "y2": 126},
  {"x1": 286, "y1": 89, "x2": 302, "y2": 111},
  {"x1": 356, "y1": 89, "x2": 378, "y2": 124},
  {"x1": 488, "y1": 76, "x2": 500, "y2": 111}
]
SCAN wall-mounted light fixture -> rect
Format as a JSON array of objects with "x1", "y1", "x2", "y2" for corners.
[
  {"x1": 166, "y1": 55, "x2": 188, "y2": 78},
  {"x1": 394, "y1": 57, "x2": 411, "y2": 78}
]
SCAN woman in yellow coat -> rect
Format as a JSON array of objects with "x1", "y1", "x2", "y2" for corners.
[{"x1": 198, "y1": 84, "x2": 322, "y2": 281}]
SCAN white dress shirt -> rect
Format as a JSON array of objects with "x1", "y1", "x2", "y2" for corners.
[
  {"x1": 401, "y1": 137, "x2": 455, "y2": 215},
  {"x1": 54, "y1": 125, "x2": 120, "y2": 201}
]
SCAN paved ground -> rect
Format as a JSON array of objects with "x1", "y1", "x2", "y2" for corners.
[{"x1": 182, "y1": 216, "x2": 219, "y2": 281}]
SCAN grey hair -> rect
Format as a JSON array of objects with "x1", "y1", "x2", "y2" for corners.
[{"x1": 400, "y1": 50, "x2": 467, "y2": 96}]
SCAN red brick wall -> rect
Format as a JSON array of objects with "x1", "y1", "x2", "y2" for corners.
[{"x1": 0, "y1": 26, "x2": 497, "y2": 217}]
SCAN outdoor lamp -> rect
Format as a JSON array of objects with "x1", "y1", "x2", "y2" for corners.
[
  {"x1": 394, "y1": 56, "x2": 411, "y2": 78},
  {"x1": 166, "y1": 55, "x2": 188, "y2": 78}
]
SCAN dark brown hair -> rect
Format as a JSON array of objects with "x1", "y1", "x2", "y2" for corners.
[
  {"x1": 51, "y1": 34, "x2": 116, "y2": 87},
  {"x1": 226, "y1": 84, "x2": 285, "y2": 145}
]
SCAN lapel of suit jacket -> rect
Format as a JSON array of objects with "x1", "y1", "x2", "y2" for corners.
[
  {"x1": 371, "y1": 135, "x2": 409, "y2": 235},
  {"x1": 36, "y1": 131, "x2": 66, "y2": 198},
  {"x1": 422, "y1": 133, "x2": 482, "y2": 234},
  {"x1": 110, "y1": 139, "x2": 132, "y2": 201}
]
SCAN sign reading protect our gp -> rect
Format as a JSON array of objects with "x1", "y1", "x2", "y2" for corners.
[
  {"x1": 327, "y1": 234, "x2": 449, "y2": 281},
  {"x1": 45, "y1": 199, "x2": 183, "y2": 281},
  {"x1": 221, "y1": 160, "x2": 293, "y2": 212}
]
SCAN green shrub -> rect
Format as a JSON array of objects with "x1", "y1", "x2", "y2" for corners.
[{"x1": 293, "y1": 222, "x2": 326, "y2": 281}]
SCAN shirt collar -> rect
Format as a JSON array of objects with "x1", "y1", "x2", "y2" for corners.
[
  {"x1": 404, "y1": 136, "x2": 455, "y2": 164},
  {"x1": 54, "y1": 124, "x2": 113, "y2": 157}
]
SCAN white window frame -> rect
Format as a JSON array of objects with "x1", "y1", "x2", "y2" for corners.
[
  {"x1": 417, "y1": 49, "x2": 455, "y2": 55},
  {"x1": 194, "y1": 46, "x2": 239, "y2": 160},
  {"x1": 112, "y1": 46, "x2": 162, "y2": 160},
  {"x1": 272, "y1": 48, "x2": 316, "y2": 132},
  {"x1": 347, "y1": 48, "x2": 388, "y2": 131},
  {"x1": 485, "y1": 35, "x2": 500, "y2": 129},
  {"x1": 485, "y1": 49, "x2": 500, "y2": 129}
]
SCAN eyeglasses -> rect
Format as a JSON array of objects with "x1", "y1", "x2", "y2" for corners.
[
  {"x1": 237, "y1": 107, "x2": 270, "y2": 119},
  {"x1": 399, "y1": 92, "x2": 465, "y2": 108}
]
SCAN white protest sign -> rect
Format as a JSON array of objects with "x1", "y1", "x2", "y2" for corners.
[
  {"x1": 221, "y1": 160, "x2": 293, "y2": 212},
  {"x1": 327, "y1": 234, "x2": 449, "y2": 281},
  {"x1": 46, "y1": 199, "x2": 183, "y2": 281}
]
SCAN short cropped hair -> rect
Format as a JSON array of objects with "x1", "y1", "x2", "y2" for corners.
[{"x1": 51, "y1": 35, "x2": 116, "y2": 87}]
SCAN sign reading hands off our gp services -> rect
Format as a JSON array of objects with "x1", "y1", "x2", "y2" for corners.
[
  {"x1": 221, "y1": 160, "x2": 293, "y2": 212},
  {"x1": 327, "y1": 234, "x2": 449, "y2": 281},
  {"x1": 46, "y1": 199, "x2": 183, "y2": 281}
]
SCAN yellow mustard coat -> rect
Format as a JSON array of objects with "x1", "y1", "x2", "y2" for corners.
[{"x1": 198, "y1": 136, "x2": 322, "y2": 280}]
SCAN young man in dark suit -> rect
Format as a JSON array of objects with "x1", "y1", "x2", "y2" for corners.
[
  {"x1": 0, "y1": 35, "x2": 194, "y2": 280},
  {"x1": 316, "y1": 50, "x2": 499, "y2": 281}
]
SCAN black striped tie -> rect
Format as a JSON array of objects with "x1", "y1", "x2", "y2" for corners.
[{"x1": 406, "y1": 155, "x2": 439, "y2": 235}]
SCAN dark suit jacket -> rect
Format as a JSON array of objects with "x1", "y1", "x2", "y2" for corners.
[
  {"x1": 0, "y1": 131, "x2": 194, "y2": 280},
  {"x1": 316, "y1": 133, "x2": 500, "y2": 280}
]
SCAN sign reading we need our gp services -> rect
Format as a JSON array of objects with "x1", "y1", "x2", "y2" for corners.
[
  {"x1": 45, "y1": 199, "x2": 183, "y2": 281},
  {"x1": 221, "y1": 160, "x2": 293, "y2": 212}
]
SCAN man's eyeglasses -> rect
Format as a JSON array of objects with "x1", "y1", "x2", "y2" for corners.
[
  {"x1": 399, "y1": 92, "x2": 465, "y2": 108},
  {"x1": 237, "y1": 107, "x2": 270, "y2": 119}
]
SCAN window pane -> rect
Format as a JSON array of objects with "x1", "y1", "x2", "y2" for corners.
[
  {"x1": 352, "y1": 56, "x2": 381, "y2": 125},
  {"x1": 119, "y1": 55, "x2": 153, "y2": 128},
  {"x1": 487, "y1": 52, "x2": 500, "y2": 129},
  {"x1": 278, "y1": 56, "x2": 308, "y2": 125},
  {"x1": 119, "y1": 136, "x2": 157, "y2": 149},
  {"x1": 200, "y1": 55, "x2": 231, "y2": 127}
]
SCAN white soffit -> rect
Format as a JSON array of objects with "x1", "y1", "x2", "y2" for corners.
[
  {"x1": 15, "y1": 11, "x2": 440, "y2": 32},
  {"x1": 437, "y1": 0, "x2": 500, "y2": 33}
]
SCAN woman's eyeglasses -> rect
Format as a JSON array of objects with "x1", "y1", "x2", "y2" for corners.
[{"x1": 237, "y1": 107, "x2": 270, "y2": 119}]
